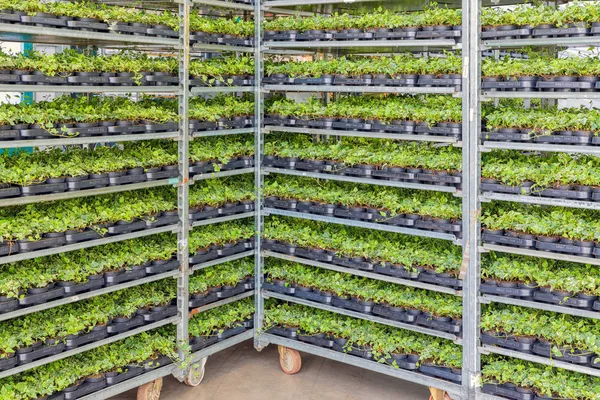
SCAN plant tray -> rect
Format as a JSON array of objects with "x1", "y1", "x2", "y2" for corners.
[
  {"x1": 416, "y1": 173, "x2": 461, "y2": 185},
  {"x1": 65, "y1": 228, "x2": 103, "y2": 243},
  {"x1": 0, "y1": 241, "x2": 17, "y2": 256},
  {"x1": 18, "y1": 286, "x2": 65, "y2": 306},
  {"x1": 0, "y1": 355, "x2": 18, "y2": 372},
  {"x1": 482, "y1": 383, "x2": 535, "y2": 400},
  {"x1": 298, "y1": 333, "x2": 333, "y2": 348},
  {"x1": 333, "y1": 208, "x2": 372, "y2": 220},
  {"x1": 333, "y1": 76, "x2": 372, "y2": 86},
  {"x1": 379, "y1": 214, "x2": 417, "y2": 226},
  {"x1": 218, "y1": 325, "x2": 245, "y2": 341},
  {"x1": 417, "y1": 77, "x2": 461, "y2": 87},
  {"x1": 374, "y1": 264, "x2": 419, "y2": 279},
  {"x1": 66, "y1": 20, "x2": 109, "y2": 31},
  {"x1": 536, "y1": 81, "x2": 594, "y2": 90},
  {"x1": 66, "y1": 75, "x2": 110, "y2": 85},
  {"x1": 106, "y1": 315, "x2": 145, "y2": 334},
  {"x1": 294, "y1": 288, "x2": 333, "y2": 304},
  {"x1": 481, "y1": 332, "x2": 535, "y2": 352},
  {"x1": 416, "y1": 315, "x2": 461, "y2": 334},
  {"x1": 63, "y1": 380, "x2": 106, "y2": 400},
  {"x1": 146, "y1": 259, "x2": 179, "y2": 275},
  {"x1": 189, "y1": 207, "x2": 219, "y2": 221},
  {"x1": 332, "y1": 257, "x2": 374, "y2": 271},
  {"x1": 371, "y1": 77, "x2": 417, "y2": 86},
  {"x1": 482, "y1": 232, "x2": 535, "y2": 248},
  {"x1": 484, "y1": 130, "x2": 533, "y2": 141},
  {"x1": 59, "y1": 276, "x2": 105, "y2": 294},
  {"x1": 0, "y1": 298, "x2": 18, "y2": 314},
  {"x1": 263, "y1": 282, "x2": 296, "y2": 295},
  {"x1": 105, "y1": 367, "x2": 144, "y2": 386},
  {"x1": 534, "y1": 27, "x2": 589, "y2": 38},
  {"x1": 189, "y1": 121, "x2": 218, "y2": 132},
  {"x1": 145, "y1": 168, "x2": 179, "y2": 181},
  {"x1": 415, "y1": 219, "x2": 462, "y2": 233},
  {"x1": 296, "y1": 32, "x2": 333, "y2": 41},
  {"x1": 20, "y1": 74, "x2": 68, "y2": 84},
  {"x1": 0, "y1": 185, "x2": 20, "y2": 198},
  {"x1": 263, "y1": 75, "x2": 293, "y2": 84},
  {"x1": 535, "y1": 240, "x2": 595, "y2": 256},
  {"x1": 18, "y1": 236, "x2": 67, "y2": 252},
  {"x1": 21, "y1": 15, "x2": 69, "y2": 27},
  {"x1": 217, "y1": 242, "x2": 247, "y2": 257},
  {"x1": 481, "y1": 80, "x2": 533, "y2": 90},
  {"x1": 110, "y1": 23, "x2": 149, "y2": 35},
  {"x1": 144, "y1": 355, "x2": 172, "y2": 370},
  {"x1": 217, "y1": 283, "x2": 246, "y2": 299},
  {"x1": 190, "y1": 335, "x2": 219, "y2": 352},
  {"x1": 532, "y1": 342, "x2": 592, "y2": 364},
  {"x1": 385, "y1": 354, "x2": 419, "y2": 370},
  {"x1": 106, "y1": 124, "x2": 147, "y2": 134},
  {"x1": 332, "y1": 296, "x2": 373, "y2": 314},
  {"x1": 533, "y1": 291, "x2": 596, "y2": 309},
  {"x1": 0, "y1": 11, "x2": 23, "y2": 23},
  {"x1": 189, "y1": 250, "x2": 219, "y2": 265},
  {"x1": 267, "y1": 326, "x2": 298, "y2": 339},
  {"x1": 372, "y1": 304, "x2": 418, "y2": 323},
  {"x1": 295, "y1": 160, "x2": 328, "y2": 172},
  {"x1": 332, "y1": 342, "x2": 373, "y2": 360},
  {"x1": 298, "y1": 202, "x2": 337, "y2": 216},
  {"x1": 146, "y1": 212, "x2": 180, "y2": 228},
  {"x1": 17, "y1": 342, "x2": 65, "y2": 363},
  {"x1": 0, "y1": 74, "x2": 20, "y2": 83},
  {"x1": 189, "y1": 292, "x2": 219, "y2": 308},
  {"x1": 264, "y1": 32, "x2": 297, "y2": 41},
  {"x1": 482, "y1": 28, "x2": 532, "y2": 39},
  {"x1": 219, "y1": 203, "x2": 252, "y2": 216},
  {"x1": 146, "y1": 27, "x2": 178, "y2": 37},
  {"x1": 332, "y1": 121, "x2": 370, "y2": 131},
  {"x1": 294, "y1": 247, "x2": 333, "y2": 262},
  {"x1": 533, "y1": 134, "x2": 591, "y2": 145},
  {"x1": 65, "y1": 327, "x2": 108, "y2": 349},
  {"x1": 66, "y1": 175, "x2": 109, "y2": 190},
  {"x1": 539, "y1": 187, "x2": 592, "y2": 199},
  {"x1": 333, "y1": 31, "x2": 374, "y2": 40},
  {"x1": 141, "y1": 305, "x2": 178, "y2": 322},
  {"x1": 144, "y1": 74, "x2": 178, "y2": 85},
  {"x1": 480, "y1": 282, "x2": 536, "y2": 298},
  {"x1": 419, "y1": 365, "x2": 462, "y2": 383},
  {"x1": 107, "y1": 220, "x2": 147, "y2": 235},
  {"x1": 105, "y1": 267, "x2": 147, "y2": 286},
  {"x1": 418, "y1": 273, "x2": 463, "y2": 289},
  {"x1": 481, "y1": 182, "x2": 531, "y2": 195},
  {"x1": 108, "y1": 172, "x2": 146, "y2": 186},
  {"x1": 0, "y1": 129, "x2": 20, "y2": 140},
  {"x1": 415, "y1": 29, "x2": 461, "y2": 39},
  {"x1": 21, "y1": 181, "x2": 68, "y2": 195}
]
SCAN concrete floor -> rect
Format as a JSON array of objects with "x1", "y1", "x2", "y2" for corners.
[{"x1": 112, "y1": 340, "x2": 431, "y2": 400}]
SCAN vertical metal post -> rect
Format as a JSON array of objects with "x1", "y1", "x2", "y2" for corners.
[
  {"x1": 253, "y1": 0, "x2": 265, "y2": 349},
  {"x1": 176, "y1": 0, "x2": 191, "y2": 377},
  {"x1": 460, "y1": 0, "x2": 482, "y2": 398}
]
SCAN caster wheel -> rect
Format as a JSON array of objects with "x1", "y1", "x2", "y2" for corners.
[
  {"x1": 137, "y1": 377, "x2": 163, "y2": 400},
  {"x1": 185, "y1": 357, "x2": 208, "y2": 387},
  {"x1": 278, "y1": 345, "x2": 301, "y2": 375}
]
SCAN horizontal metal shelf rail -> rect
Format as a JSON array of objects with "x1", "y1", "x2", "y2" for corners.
[
  {"x1": 479, "y1": 345, "x2": 600, "y2": 379},
  {"x1": 0, "y1": 316, "x2": 180, "y2": 379},
  {"x1": 263, "y1": 290, "x2": 462, "y2": 343},
  {"x1": 482, "y1": 91, "x2": 600, "y2": 100},
  {"x1": 0, "y1": 270, "x2": 180, "y2": 323},
  {"x1": 265, "y1": 251, "x2": 462, "y2": 296},
  {"x1": 263, "y1": 167, "x2": 460, "y2": 194},
  {"x1": 192, "y1": 250, "x2": 255, "y2": 272},
  {"x1": 262, "y1": 39, "x2": 459, "y2": 50},
  {"x1": 480, "y1": 141, "x2": 600, "y2": 155},
  {"x1": 192, "y1": 0, "x2": 255, "y2": 10},
  {"x1": 189, "y1": 291, "x2": 254, "y2": 316},
  {"x1": 0, "y1": 84, "x2": 181, "y2": 94},
  {"x1": 190, "y1": 329, "x2": 254, "y2": 363},
  {"x1": 191, "y1": 43, "x2": 255, "y2": 53},
  {"x1": 191, "y1": 212, "x2": 254, "y2": 228},
  {"x1": 264, "y1": 208, "x2": 462, "y2": 244},
  {"x1": 480, "y1": 192, "x2": 600, "y2": 210},
  {"x1": 480, "y1": 243, "x2": 600, "y2": 267},
  {"x1": 263, "y1": 125, "x2": 462, "y2": 144},
  {"x1": 192, "y1": 127, "x2": 255, "y2": 138},
  {"x1": 259, "y1": 333, "x2": 465, "y2": 396},
  {"x1": 482, "y1": 36, "x2": 600, "y2": 49},
  {"x1": 265, "y1": 84, "x2": 460, "y2": 94},
  {"x1": 192, "y1": 168, "x2": 254, "y2": 182},
  {"x1": 191, "y1": 86, "x2": 254, "y2": 94},
  {"x1": 480, "y1": 294, "x2": 600, "y2": 321},
  {"x1": 0, "y1": 131, "x2": 179, "y2": 150}
]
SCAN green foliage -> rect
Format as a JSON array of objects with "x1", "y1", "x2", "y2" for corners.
[
  {"x1": 189, "y1": 298, "x2": 254, "y2": 337},
  {"x1": 189, "y1": 94, "x2": 254, "y2": 122},
  {"x1": 189, "y1": 57, "x2": 254, "y2": 84},
  {"x1": 0, "y1": 330, "x2": 176, "y2": 400},
  {"x1": 482, "y1": 355, "x2": 600, "y2": 399},
  {"x1": 483, "y1": 253, "x2": 600, "y2": 296},
  {"x1": 482, "y1": 55, "x2": 600, "y2": 78},
  {"x1": 481, "y1": 2, "x2": 600, "y2": 28},
  {"x1": 189, "y1": 257, "x2": 254, "y2": 294},
  {"x1": 266, "y1": 133, "x2": 462, "y2": 172},
  {"x1": 481, "y1": 202, "x2": 600, "y2": 241},
  {"x1": 189, "y1": 175, "x2": 255, "y2": 207},
  {"x1": 264, "y1": 175, "x2": 462, "y2": 220},
  {"x1": 481, "y1": 304, "x2": 600, "y2": 358},
  {"x1": 265, "y1": 53, "x2": 462, "y2": 78},
  {"x1": 264, "y1": 301, "x2": 462, "y2": 368},
  {"x1": 265, "y1": 216, "x2": 462, "y2": 275},
  {"x1": 265, "y1": 259, "x2": 462, "y2": 318}
]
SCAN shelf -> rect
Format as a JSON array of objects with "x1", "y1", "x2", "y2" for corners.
[
  {"x1": 480, "y1": 243, "x2": 600, "y2": 267},
  {"x1": 259, "y1": 333, "x2": 464, "y2": 396},
  {"x1": 263, "y1": 125, "x2": 462, "y2": 145},
  {"x1": 479, "y1": 345, "x2": 600, "y2": 378},
  {"x1": 0, "y1": 224, "x2": 179, "y2": 266},
  {"x1": 192, "y1": 167, "x2": 254, "y2": 182},
  {"x1": 192, "y1": 250, "x2": 255, "y2": 272},
  {"x1": 0, "y1": 131, "x2": 179, "y2": 150},
  {"x1": 263, "y1": 208, "x2": 462, "y2": 244},
  {"x1": 192, "y1": 127, "x2": 255, "y2": 138},
  {"x1": 480, "y1": 192, "x2": 600, "y2": 211},
  {"x1": 0, "y1": 23, "x2": 180, "y2": 48},
  {"x1": 189, "y1": 291, "x2": 254, "y2": 316},
  {"x1": 263, "y1": 167, "x2": 461, "y2": 194},
  {"x1": 262, "y1": 39, "x2": 459, "y2": 53},
  {"x1": 263, "y1": 290, "x2": 462, "y2": 343},
  {"x1": 482, "y1": 36, "x2": 600, "y2": 50},
  {"x1": 192, "y1": 43, "x2": 255, "y2": 53},
  {"x1": 482, "y1": 91, "x2": 600, "y2": 100},
  {"x1": 0, "y1": 84, "x2": 180, "y2": 93},
  {"x1": 0, "y1": 270, "x2": 180, "y2": 323},
  {"x1": 190, "y1": 330, "x2": 254, "y2": 364},
  {"x1": 192, "y1": 0, "x2": 255, "y2": 10},
  {"x1": 264, "y1": 251, "x2": 462, "y2": 296},
  {"x1": 191, "y1": 212, "x2": 254, "y2": 228},
  {"x1": 265, "y1": 84, "x2": 460, "y2": 94},
  {"x1": 191, "y1": 86, "x2": 254, "y2": 94},
  {"x1": 480, "y1": 295, "x2": 600, "y2": 321},
  {"x1": 480, "y1": 141, "x2": 600, "y2": 155},
  {"x1": 0, "y1": 316, "x2": 180, "y2": 379}
]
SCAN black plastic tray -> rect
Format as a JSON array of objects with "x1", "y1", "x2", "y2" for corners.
[
  {"x1": 0, "y1": 355, "x2": 18, "y2": 372},
  {"x1": 217, "y1": 283, "x2": 246, "y2": 299},
  {"x1": 482, "y1": 232, "x2": 534, "y2": 248},
  {"x1": 533, "y1": 291, "x2": 596, "y2": 309},
  {"x1": 18, "y1": 236, "x2": 67, "y2": 252},
  {"x1": 532, "y1": 342, "x2": 591, "y2": 364},
  {"x1": 332, "y1": 256, "x2": 373, "y2": 271},
  {"x1": 189, "y1": 292, "x2": 219, "y2": 308},
  {"x1": 372, "y1": 304, "x2": 418, "y2": 323},
  {"x1": 104, "y1": 267, "x2": 147, "y2": 286},
  {"x1": 419, "y1": 365, "x2": 462, "y2": 383},
  {"x1": 141, "y1": 305, "x2": 178, "y2": 322},
  {"x1": 63, "y1": 380, "x2": 106, "y2": 400},
  {"x1": 18, "y1": 286, "x2": 65, "y2": 306},
  {"x1": 65, "y1": 228, "x2": 103, "y2": 243},
  {"x1": 106, "y1": 315, "x2": 145, "y2": 334},
  {"x1": 480, "y1": 282, "x2": 536, "y2": 298},
  {"x1": 267, "y1": 326, "x2": 298, "y2": 339},
  {"x1": 332, "y1": 342, "x2": 373, "y2": 360},
  {"x1": 332, "y1": 296, "x2": 373, "y2": 314},
  {"x1": 65, "y1": 327, "x2": 108, "y2": 349},
  {"x1": 298, "y1": 333, "x2": 333, "y2": 348},
  {"x1": 482, "y1": 383, "x2": 535, "y2": 400},
  {"x1": 294, "y1": 288, "x2": 333, "y2": 304},
  {"x1": 374, "y1": 264, "x2": 419, "y2": 280},
  {"x1": 0, "y1": 298, "x2": 18, "y2": 314},
  {"x1": 21, "y1": 182, "x2": 68, "y2": 195},
  {"x1": 535, "y1": 240, "x2": 595, "y2": 256},
  {"x1": 108, "y1": 172, "x2": 146, "y2": 186},
  {"x1": 145, "y1": 259, "x2": 179, "y2": 275},
  {"x1": 190, "y1": 335, "x2": 219, "y2": 352},
  {"x1": 416, "y1": 315, "x2": 461, "y2": 334},
  {"x1": 189, "y1": 250, "x2": 219, "y2": 265},
  {"x1": 105, "y1": 366, "x2": 145, "y2": 386},
  {"x1": 418, "y1": 273, "x2": 463, "y2": 289},
  {"x1": 385, "y1": 354, "x2": 419, "y2": 370},
  {"x1": 66, "y1": 175, "x2": 109, "y2": 190},
  {"x1": 59, "y1": 276, "x2": 105, "y2": 295},
  {"x1": 218, "y1": 325, "x2": 245, "y2": 341},
  {"x1": 17, "y1": 342, "x2": 65, "y2": 363},
  {"x1": 481, "y1": 332, "x2": 535, "y2": 352},
  {"x1": 107, "y1": 220, "x2": 146, "y2": 235},
  {"x1": 263, "y1": 282, "x2": 296, "y2": 295}
]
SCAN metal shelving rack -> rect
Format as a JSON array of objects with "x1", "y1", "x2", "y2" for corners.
[
  {"x1": 252, "y1": 0, "x2": 471, "y2": 399},
  {"x1": 0, "y1": 0, "x2": 259, "y2": 397}
]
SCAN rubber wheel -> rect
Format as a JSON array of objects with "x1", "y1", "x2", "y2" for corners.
[
  {"x1": 185, "y1": 357, "x2": 208, "y2": 387},
  {"x1": 278, "y1": 345, "x2": 302, "y2": 375},
  {"x1": 137, "y1": 377, "x2": 163, "y2": 400}
]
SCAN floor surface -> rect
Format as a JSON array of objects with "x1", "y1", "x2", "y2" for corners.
[{"x1": 112, "y1": 339, "x2": 431, "y2": 400}]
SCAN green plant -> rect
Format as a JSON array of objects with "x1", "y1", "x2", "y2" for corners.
[
  {"x1": 189, "y1": 258, "x2": 253, "y2": 295},
  {"x1": 189, "y1": 298, "x2": 254, "y2": 337}
]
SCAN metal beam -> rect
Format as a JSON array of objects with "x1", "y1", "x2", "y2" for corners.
[
  {"x1": 192, "y1": 250, "x2": 255, "y2": 272},
  {"x1": 480, "y1": 244, "x2": 600, "y2": 266},
  {"x1": 480, "y1": 192, "x2": 600, "y2": 210},
  {"x1": 265, "y1": 84, "x2": 459, "y2": 94},
  {"x1": 480, "y1": 141, "x2": 600, "y2": 155},
  {"x1": 480, "y1": 295, "x2": 600, "y2": 321}
]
